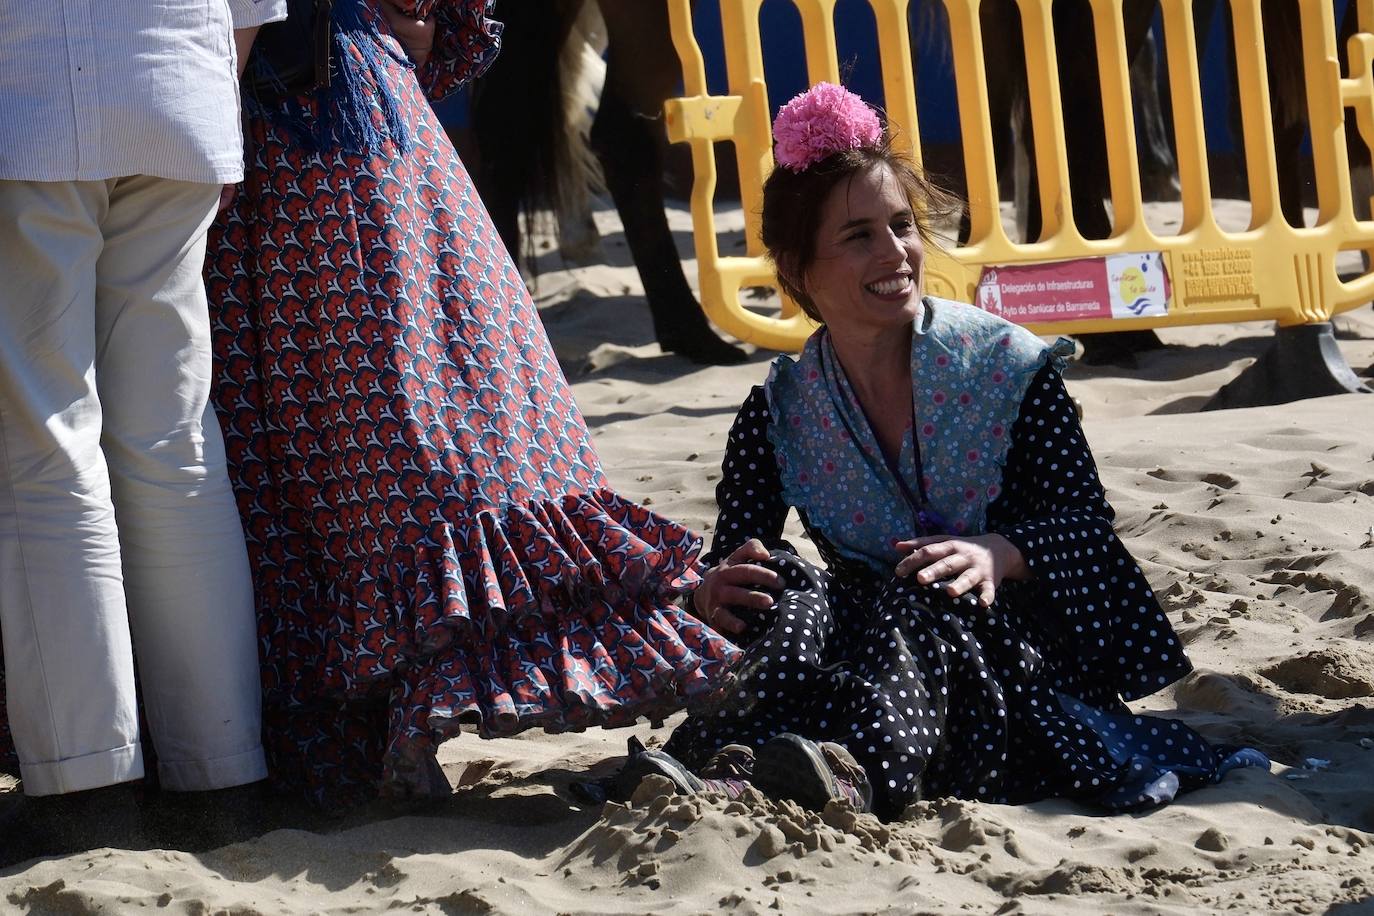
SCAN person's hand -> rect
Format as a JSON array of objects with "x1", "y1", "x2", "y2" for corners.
[
  {"x1": 218, "y1": 184, "x2": 238, "y2": 211},
  {"x1": 894, "y1": 534, "x2": 1027, "y2": 608},
  {"x1": 691, "y1": 538, "x2": 781, "y2": 635},
  {"x1": 378, "y1": 0, "x2": 436, "y2": 67}
]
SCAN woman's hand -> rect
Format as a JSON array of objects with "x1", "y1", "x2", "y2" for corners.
[
  {"x1": 894, "y1": 534, "x2": 1028, "y2": 608},
  {"x1": 379, "y1": 0, "x2": 436, "y2": 67},
  {"x1": 691, "y1": 538, "x2": 781, "y2": 636}
]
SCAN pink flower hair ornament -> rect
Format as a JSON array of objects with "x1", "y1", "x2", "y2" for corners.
[{"x1": 771, "y1": 82, "x2": 884, "y2": 172}]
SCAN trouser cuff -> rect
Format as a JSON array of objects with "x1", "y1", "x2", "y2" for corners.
[
  {"x1": 19, "y1": 741, "x2": 144, "y2": 797},
  {"x1": 157, "y1": 745, "x2": 268, "y2": 792}
]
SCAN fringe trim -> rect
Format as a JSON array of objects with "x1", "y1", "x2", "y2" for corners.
[{"x1": 246, "y1": 0, "x2": 416, "y2": 156}]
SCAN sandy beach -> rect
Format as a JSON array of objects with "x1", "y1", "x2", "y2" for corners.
[{"x1": 3, "y1": 200, "x2": 1373, "y2": 915}]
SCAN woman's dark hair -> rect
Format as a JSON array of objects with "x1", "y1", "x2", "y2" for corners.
[{"x1": 760, "y1": 135, "x2": 959, "y2": 322}]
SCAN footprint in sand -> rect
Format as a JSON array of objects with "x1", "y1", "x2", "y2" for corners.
[
  {"x1": 1145, "y1": 469, "x2": 1240, "y2": 489},
  {"x1": 1259, "y1": 571, "x2": 1373, "y2": 621}
]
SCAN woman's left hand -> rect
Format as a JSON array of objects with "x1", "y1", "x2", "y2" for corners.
[
  {"x1": 379, "y1": 0, "x2": 436, "y2": 67},
  {"x1": 893, "y1": 534, "x2": 1028, "y2": 608}
]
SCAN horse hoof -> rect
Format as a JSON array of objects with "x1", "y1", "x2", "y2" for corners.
[{"x1": 661, "y1": 334, "x2": 749, "y2": 366}]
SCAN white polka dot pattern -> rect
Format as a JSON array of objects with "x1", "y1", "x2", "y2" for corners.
[{"x1": 666, "y1": 365, "x2": 1259, "y2": 819}]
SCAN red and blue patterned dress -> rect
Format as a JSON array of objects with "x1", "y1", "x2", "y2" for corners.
[{"x1": 200, "y1": 0, "x2": 738, "y2": 806}]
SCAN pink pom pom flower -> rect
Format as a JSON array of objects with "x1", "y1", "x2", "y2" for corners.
[{"x1": 772, "y1": 82, "x2": 883, "y2": 172}]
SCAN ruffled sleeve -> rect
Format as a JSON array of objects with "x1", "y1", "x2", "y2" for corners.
[
  {"x1": 702, "y1": 387, "x2": 791, "y2": 567},
  {"x1": 406, "y1": 0, "x2": 503, "y2": 101},
  {"x1": 988, "y1": 364, "x2": 1192, "y2": 701}
]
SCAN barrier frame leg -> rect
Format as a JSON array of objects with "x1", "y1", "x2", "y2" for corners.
[{"x1": 1202, "y1": 322, "x2": 1373, "y2": 411}]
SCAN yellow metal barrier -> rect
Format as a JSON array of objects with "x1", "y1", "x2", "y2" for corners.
[{"x1": 665, "y1": 0, "x2": 1374, "y2": 354}]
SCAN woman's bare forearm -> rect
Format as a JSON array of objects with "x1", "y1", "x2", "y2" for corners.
[{"x1": 233, "y1": 26, "x2": 260, "y2": 79}]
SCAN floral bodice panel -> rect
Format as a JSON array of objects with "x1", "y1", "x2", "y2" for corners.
[{"x1": 703, "y1": 364, "x2": 1185, "y2": 702}]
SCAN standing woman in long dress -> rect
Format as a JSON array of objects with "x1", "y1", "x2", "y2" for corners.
[{"x1": 205, "y1": 0, "x2": 739, "y2": 806}]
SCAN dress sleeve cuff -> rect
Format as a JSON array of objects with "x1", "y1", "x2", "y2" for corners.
[
  {"x1": 993, "y1": 519, "x2": 1053, "y2": 574},
  {"x1": 411, "y1": 0, "x2": 503, "y2": 101}
]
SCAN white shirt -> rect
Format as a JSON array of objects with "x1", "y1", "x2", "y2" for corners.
[{"x1": 0, "y1": 0, "x2": 288, "y2": 184}]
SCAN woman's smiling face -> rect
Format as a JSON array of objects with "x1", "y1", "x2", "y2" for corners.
[{"x1": 802, "y1": 163, "x2": 924, "y2": 335}]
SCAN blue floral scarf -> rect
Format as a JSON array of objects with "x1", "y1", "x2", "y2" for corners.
[
  {"x1": 251, "y1": 0, "x2": 502, "y2": 154},
  {"x1": 765, "y1": 297, "x2": 1073, "y2": 574}
]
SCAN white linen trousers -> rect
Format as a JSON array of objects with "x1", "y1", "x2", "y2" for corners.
[{"x1": 0, "y1": 176, "x2": 267, "y2": 796}]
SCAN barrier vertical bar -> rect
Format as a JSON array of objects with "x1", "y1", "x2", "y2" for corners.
[
  {"x1": 721, "y1": 0, "x2": 771, "y2": 257},
  {"x1": 670, "y1": 0, "x2": 710, "y2": 95},
  {"x1": 1342, "y1": 1, "x2": 1374, "y2": 247},
  {"x1": 795, "y1": 0, "x2": 842, "y2": 84},
  {"x1": 942, "y1": 0, "x2": 1008, "y2": 247},
  {"x1": 1229, "y1": 0, "x2": 1282, "y2": 230},
  {"x1": 667, "y1": 0, "x2": 723, "y2": 274},
  {"x1": 870, "y1": 0, "x2": 921, "y2": 166},
  {"x1": 1300, "y1": 0, "x2": 1353, "y2": 229},
  {"x1": 1360, "y1": 0, "x2": 1374, "y2": 36},
  {"x1": 1016, "y1": 0, "x2": 1074, "y2": 240},
  {"x1": 1158, "y1": 0, "x2": 1215, "y2": 234},
  {"x1": 1089, "y1": 0, "x2": 1145, "y2": 239}
]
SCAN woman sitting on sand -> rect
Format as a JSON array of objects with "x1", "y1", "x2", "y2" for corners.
[{"x1": 622, "y1": 83, "x2": 1266, "y2": 821}]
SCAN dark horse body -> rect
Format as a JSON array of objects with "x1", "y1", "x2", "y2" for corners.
[{"x1": 471, "y1": 0, "x2": 746, "y2": 365}]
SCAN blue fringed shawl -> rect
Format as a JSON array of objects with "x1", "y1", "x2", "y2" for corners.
[{"x1": 246, "y1": 0, "x2": 499, "y2": 155}]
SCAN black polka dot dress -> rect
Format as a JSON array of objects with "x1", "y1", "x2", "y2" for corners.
[{"x1": 665, "y1": 365, "x2": 1264, "y2": 820}]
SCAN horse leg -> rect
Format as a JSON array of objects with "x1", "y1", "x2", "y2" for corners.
[
  {"x1": 1133, "y1": 30, "x2": 1180, "y2": 202},
  {"x1": 592, "y1": 0, "x2": 746, "y2": 365},
  {"x1": 471, "y1": 0, "x2": 581, "y2": 265},
  {"x1": 555, "y1": 6, "x2": 610, "y2": 265}
]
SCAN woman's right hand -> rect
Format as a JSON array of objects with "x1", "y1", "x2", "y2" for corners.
[{"x1": 691, "y1": 538, "x2": 781, "y2": 635}]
